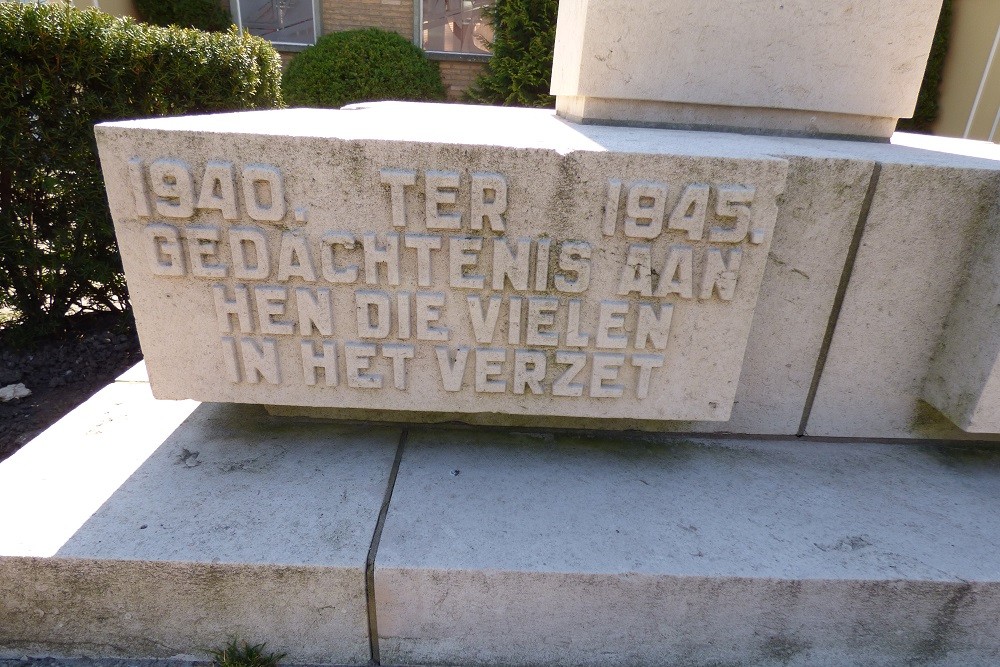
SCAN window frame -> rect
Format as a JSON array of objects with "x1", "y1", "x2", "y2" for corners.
[
  {"x1": 232, "y1": 0, "x2": 321, "y2": 52},
  {"x1": 415, "y1": 0, "x2": 492, "y2": 61}
]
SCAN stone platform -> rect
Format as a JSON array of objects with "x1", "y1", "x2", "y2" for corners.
[{"x1": 2, "y1": 363, "x2": 1000, "y2": 666}]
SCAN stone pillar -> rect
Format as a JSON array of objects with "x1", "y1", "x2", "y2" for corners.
[{"x1": 550, "y1": 0, "x2": 945, "y2": 139}]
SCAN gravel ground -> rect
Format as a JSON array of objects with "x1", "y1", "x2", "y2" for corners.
[{"x1": 0, "y1": 312, "x2": 143, "y2": 461}]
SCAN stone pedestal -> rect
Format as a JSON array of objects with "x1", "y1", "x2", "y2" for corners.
[{"x1": 550, "y1": 0, "x2": 944, "y2": 139}]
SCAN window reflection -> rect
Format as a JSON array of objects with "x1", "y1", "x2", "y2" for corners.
[
  {"x1": 235, "y1": 0, "x2": 316, "y2": 47},
  {"x1": 422, "y1": 0, "x2": 492, "y2": 55}
]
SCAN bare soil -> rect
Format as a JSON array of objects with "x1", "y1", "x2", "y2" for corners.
[{"x1": 0, "y1": 311, "x2": 143, "y2": 462}]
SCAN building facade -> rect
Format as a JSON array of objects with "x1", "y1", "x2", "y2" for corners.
[
  {"x1": 52, "y1": 0, "x2": 488, "y2": 99},
  {"x1": 225, "y1": 0, "x2": 489, "y2": 99},
  {"x1": 933, "y1": 0, "x2": 1000, "y2": 141},
  {"x1": 28, "y1": 0, "x2": 1000, "y2": 132}
]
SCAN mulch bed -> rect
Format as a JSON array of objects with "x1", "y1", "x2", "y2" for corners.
[{"x1": 0, "y1": 311, "x2": 143, "y2": 462}]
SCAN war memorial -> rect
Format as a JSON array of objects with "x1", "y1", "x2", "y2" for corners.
[{"x1": 4, "y1": 0, "x2": 1000, "y2": 664}]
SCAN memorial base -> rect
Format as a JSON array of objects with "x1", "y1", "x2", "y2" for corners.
[
  {"x1": 554, "y1": 96, "x2": 897, "y2": 140},
  {"x1": 95, "y1": 105, "x2": 1000, "y2": 438},
  {"x1": 3, "y1": 364, "x2": 1000, "y2": 666}
]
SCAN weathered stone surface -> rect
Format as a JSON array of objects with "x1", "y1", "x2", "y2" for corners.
[
  {"x1": 96, "y1": 104, "x2": 789, "y2": 423},
  {"x1": 7, "y1": 363, "x2": 1000, "y2": 664},
  {"x1": 924, "y1": 275, "x2": 1000, "y2": 432},
  {"x1": 0, "y1": 381, "x2": 199, "y2": 558},
  {"x1": 551, "y1": 0, "x2": 944, "y2": 138},
  {"x1": 97, "y1": 104, "x2": 1000, "y2": 437},
  {"x1": 0, "y1": 374, "x2": 399, "y2": 664},
  {"x1": 806, "y1": 134, "x2": 1000, "y2": 439},
  {"x1": 710, "y1": 156, "x2": 872, "y2": 434},
  {"x1": 923, "y1": 171, "x2": 1000, "y2": 432},
  {"x1": 375, "y1": 427, "x2": 1000, "y2": 666},
  {"x1": 274, "y1": 153, "x2": 874, "y2": 436},
  {"x1": 267, "y1": 134, "x2": 875, "y2": 436}
]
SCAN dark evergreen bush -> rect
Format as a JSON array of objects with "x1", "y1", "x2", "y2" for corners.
[
  {"x1": 465, "y1": 0, "x2": 558, "y2": 108},
  {"x1": 282, "y1": 28, "x2": 446, "y2": 108},
  {"x1": 0, "y1": 4, "x2": 282, "y2": 334},
  {"x1": 135, "y1": 0, "x2": 232, "y2": 32},
  {"x1": 898, "y1": 0, "x2": 952, "y2": 133}
]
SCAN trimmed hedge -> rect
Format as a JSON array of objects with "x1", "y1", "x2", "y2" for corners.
[
  {"x1": 282, "y1": 28, "x2": 446, "y2": 108},
  {"x1": 466, "y1": 0, "x2": 558, "y2": 108},
  {"x1": 135, "y1": 0, "x2": 232, "y2": 32},
  {"x1": 0, "y1": 4, "x2": 283, "y2": 335}
]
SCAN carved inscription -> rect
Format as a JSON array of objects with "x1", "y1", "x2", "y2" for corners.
[{"x1": 126, "y1": 157, "x2": 774, "y2": 410}]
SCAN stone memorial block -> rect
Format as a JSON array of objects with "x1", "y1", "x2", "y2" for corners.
[
  {"x1": 923, "y1": 204, "x2": 1000, "y2": 433},
  {"x1": 96, "y1": 105, "x2": 788, "y2": 423},
  {"x1": 551, "y1": 0, "x2": 944, "y2": 138}
]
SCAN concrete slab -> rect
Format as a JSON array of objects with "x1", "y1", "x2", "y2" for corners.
[
  {"x1": 0, "y1": 382, "x2": 199, "y2": 558},
  {"x1": 114, "y1": 360, "x2": 148, "y2": 383},
  {"x1": 375, "y1": 427, "x2": 1000, "y2": 666},
  {"x1": 0, "y1": 377, "x2": 400, "y2": 664}
]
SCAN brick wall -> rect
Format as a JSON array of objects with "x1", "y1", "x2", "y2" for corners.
[
  {"x1": 320, "y1": 0, "x2": 413, "y2": 38},
  {"x1": 438, "y1": 59, "x2": 487, "y2": 100}
]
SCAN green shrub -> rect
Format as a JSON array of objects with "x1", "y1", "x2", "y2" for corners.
[
  {"x1": 0, "y1": 4, "x2": 283, "y2": 335},
  {"x1": 135, "y1": 0, "x2": 232, "y2": 32},
  {"x1": 897, "y1": 0, "x2": 952, "y2": 133},
  {"x1": 210, "y1": 639, "x2": 285, "y2": 667},
  {"x1": 282, "y1": 28, "x2": 446, "y2": 108},
  {"x1": 465, "y1": 0, "x2": 558, "y2": 108}
]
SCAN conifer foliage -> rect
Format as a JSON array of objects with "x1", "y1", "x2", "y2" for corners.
[
  {"x1": 135, "y1": 0, "x2": 232, "y2": 32},
  {"x1": 466, "y1": 0, "x2": 558, "y2": 108}
]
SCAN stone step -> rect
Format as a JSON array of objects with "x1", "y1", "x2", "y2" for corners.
[{"x1": 2, "y1": 365, "x2": 999, "y2": 666}]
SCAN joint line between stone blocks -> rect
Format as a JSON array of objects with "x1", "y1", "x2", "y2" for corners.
[
  {"x1": 797, "y1": 162, "x2": 883, "y2": 436},
  {"x1": 365, "y1": 427, "x2": 408, "y2": 665}
]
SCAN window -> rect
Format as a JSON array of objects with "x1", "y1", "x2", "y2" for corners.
[
  {"x1": 421, "y1": 0, "x2": 492, "y2": 56},
  {"x1": 232, "y1": 0, "x2": 319, "y2": 50}
]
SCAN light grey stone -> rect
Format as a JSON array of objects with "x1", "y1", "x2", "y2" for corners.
[
  {"x1": 805, "y1": 152, "x2": 1000, "y2": 439},
  {"x1": 277, "y1": 154, "x2": 869, "y2": 436},
  {"x1": 95, "y1": 104, "x2": 1000, "y2": 437},
  {"x1": 551, "y1": 0, "x2": 944, "y2": 138},
  {"x1": 923, "y1": 187, "x2": 1000, "y2": 432},
  {"x1": 264, "y1": 117, "x2": 879, "y2": 436},
  {"x1": 0, "y1": 379, "x2": 400, "y2": 664},
  {"x1": 697, "y1": 156, "x2": 873, "y2": 434},
  {"x1": 0, "y1": 382, "x2": 200, "y2": 559},
  {"x1": 96, "y1": 104, "x2": 791, "y2": 424},
  {"x1": 375, "y1": 427, "x2": 1000, "y2": 666},
  {"x1": 114, "y1": 360, "x2": 149, "y2": 383},
  {"x1": 0, "y1": 383, "x2": 31, "y2": 402}
]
